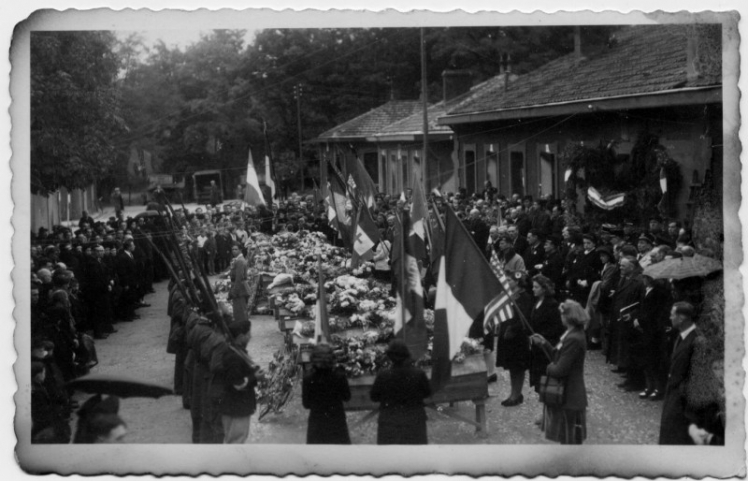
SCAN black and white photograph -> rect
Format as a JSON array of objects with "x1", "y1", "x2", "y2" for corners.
[{"x1": 5, "y1": 2, "x2": 745, "y2": 478}]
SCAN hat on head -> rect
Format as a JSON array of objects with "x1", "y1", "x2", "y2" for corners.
[
  {"x1": 310, "y1": 343, "x2": 335, "y2": 368},
  {"x1": 228, "y1": 320, "x2": 251, "y2": 338},
  {"x1": 582, "y1": 233, "x2": 597, "y2": 244},
  {"x1": 596, "y1": 245, "x2": 614, "y2": 258},
  {"x1": 32, "y1": 361, "x2": 45, "y2": 378},
  {"x1": 638, "y1": 233, "x2": 654, "y2": 245},
  {"x1": 546, "y1": 235, "x2": 562, "y2": 247},
  {"x1": 386, "y1": 339, "x2": 411, "y2": 362}
]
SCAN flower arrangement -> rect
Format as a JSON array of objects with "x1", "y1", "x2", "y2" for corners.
[
  {"x1": 452, "y1": 337, "x2": 484, "y2": 363},
  {"x1": 256, "y1": 349, "x2": 299, "y2": 420}
]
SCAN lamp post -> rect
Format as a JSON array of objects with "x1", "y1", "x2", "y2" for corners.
[{"x1": 294, "y1": 84, "x2": 306, "y2": 193}]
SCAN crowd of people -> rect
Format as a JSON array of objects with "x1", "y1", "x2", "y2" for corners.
[{"x1": 29, "y1": 180, "x2": 724, "y2": 446}]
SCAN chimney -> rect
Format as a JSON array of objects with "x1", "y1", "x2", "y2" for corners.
[
  {"x1": 442, "y1": 70, "x2": 473, "y2": 103},
  {"x1": 686, "y1": 32, "x2": 700, "y2": 82},
  {"x1": 504, "y1": 53, "x2": 512, "y2": 92}
]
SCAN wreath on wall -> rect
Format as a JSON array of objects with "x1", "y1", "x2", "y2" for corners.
[{"x1": 561, "y1": 131, "x2": 682, "y2": 227}]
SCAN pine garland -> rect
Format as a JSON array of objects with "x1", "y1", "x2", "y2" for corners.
[{"x1": 561, "y1": 132, "x2": 682, "y2": 225}]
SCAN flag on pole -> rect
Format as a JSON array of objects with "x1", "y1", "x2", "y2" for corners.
[
  {"x1": 328, "y1": 170, "x2": 353, "y2": 249},
  {"x1": 324, "y1": 182, "x2": 338, "y2": 226},
  {"x1": 313, "y1": 257, "x2": 331, "y2": 344},
  {"x1": 483, "y1": 250, "x2": 515, "y2": 333},
  {"x1": 351, "y1": 204, "x2": 380, "y2": 268},
  {"x1": 244, "y1": 149, "x2": 265, "y2": 206},
  {"x1": 408, "y1": 180, "x2": 429, "y2": 261},
  {"x1": 394, "y1": 209, "x2": 428, "y2": 362},
  {"x1": 657, "y1": 167, "x2": 669, "y2": 213},
  {"x1": 264, "y1": 155, "x2": 276, "y2": 201},
  {"x1": 431, "y1": 205, "x2": 503, "y2": 393},
  {"x1": 587, "y1": 186, "x2": 625, "y2": 211}
]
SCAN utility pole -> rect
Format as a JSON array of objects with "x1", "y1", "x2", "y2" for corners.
[
  {"x1": 420, "y1": 27, "x2": 428, "y2": 190},
  {"x1": 294, "y1": 84, "x2": 306, "y2": 193}
]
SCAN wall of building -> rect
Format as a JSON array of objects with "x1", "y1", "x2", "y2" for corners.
[
  {"x1": 31, "y1": 185, "x2": 98, "y2": 232},
  {"x1": 376, "y1": 139, "x2": 455, "y2": 195},
  {"x1": 450, "y1": 104, "x2": 721, "y2": 221}
]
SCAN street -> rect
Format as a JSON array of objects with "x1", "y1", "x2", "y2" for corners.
[{"x1": 85, "y1": 277, "x2": 663, "y2": 445}]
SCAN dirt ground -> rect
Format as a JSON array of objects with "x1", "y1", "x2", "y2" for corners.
[{"x1": 84, "y1": 277, "x2": 663, "y2": 445}]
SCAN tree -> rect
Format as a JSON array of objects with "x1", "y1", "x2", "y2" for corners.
[{"x1": 31, "y1": 31, "x2": 126, "y2": 194}]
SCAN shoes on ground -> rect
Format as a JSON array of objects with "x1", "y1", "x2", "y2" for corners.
[
  {"x1": 649, "y1": 389, "x2": 664, "y2": 401},
  {"x1": 639, "y1": 389, "x2": 653, "y2": 399},
  {"x1": 503, "y1": 395, "x2": 524, "y2": 407}
]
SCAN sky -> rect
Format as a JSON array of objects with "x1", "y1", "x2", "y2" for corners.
[{"x1": 116, "y1": 29, "x2": 256, "y2": 53}]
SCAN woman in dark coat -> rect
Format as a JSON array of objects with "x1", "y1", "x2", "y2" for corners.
[
  {"x1": 531, "y1": 299, "x2": 589, "y2": 444},
  {"x1": 302, "y1": 344, "x2": 351, "y2": 444},
  {"x1": 495, "y1": 271, "x2": 533, "y2": 406},
  {"x1": 527, "y1": 274, "x2": 564, "y2": 425},
  {"x1": 370, "y1": 340, "x2": 431, "y2": 444},
  {"x1": 528, "y1": 275, "x2": 564, "y2": 392}
]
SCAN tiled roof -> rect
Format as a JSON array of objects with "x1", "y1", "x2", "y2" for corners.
[
  {"x1": 316, "y1": 100, "x2": 422, "y2": 140},
  {"x1": 376, "y1": 101, "x2": 452, "y2": 136},
  {"x1": 376, "y1": 74, "x2": 515, "y2": 137},
  {"x1": 444, "y1": 24, "x2": 722, "y2": 118}
]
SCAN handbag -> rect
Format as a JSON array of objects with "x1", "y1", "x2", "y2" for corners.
[{"x1": 538, "y1": 375, "x2": 566, "y2": 406}]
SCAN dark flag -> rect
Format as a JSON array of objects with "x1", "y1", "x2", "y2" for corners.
[
  {"x1": 328, "y1": 168, "x2": 353, "y2": 249},
  {"x1": 344, "y1": 155, "x2": 378, "y2": 209},
  {"x1": 314, "y1": 257, "x2": 331, "y2": 344},
  {"x1": 351, "y1": 204, "x2": 380, "y2": 268},
  {"x1": 408, "y1": 180, "x2": 429, "y2": 261},
  {"x1": 393, "y1": 209, "x2": 429, "y2": 362},
  {"x1": 431, "y1": 205, "x2": 503, "y2": 393}
]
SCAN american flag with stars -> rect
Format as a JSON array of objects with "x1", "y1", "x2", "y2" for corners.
[{"x1": 483, "y1": 249, "x2": 515, "y2": 334}]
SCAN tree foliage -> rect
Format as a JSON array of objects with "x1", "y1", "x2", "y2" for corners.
[
  {"x1": 33, "y1": 27, "x2": 596, "y2": 196},
  {"x1": 31, "y1": 31, "x2": 126, "y2": 194}
]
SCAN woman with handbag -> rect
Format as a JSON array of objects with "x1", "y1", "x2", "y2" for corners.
[
  {"x1": 530, "y1": 299, "x2": 589, "y2": 445},
  {"x1": 494, "y1": 270, "x2": 533, "y2": 406}
]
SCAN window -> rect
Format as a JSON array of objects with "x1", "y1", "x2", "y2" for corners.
[
  {"x1": 464, "y1": 145, "x2": 477, "y2": 195},
  {"x1": 509, "y1": 146, "x2": 525, "y2": 196},
  {"x1": 364, "y1": 152, "x2": 379, "y2": 186}
]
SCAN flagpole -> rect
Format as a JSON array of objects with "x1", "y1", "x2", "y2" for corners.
[
  {"x1": 397, "y1": 208, "x2": 407, "y2": 347},
  {"x1": 420, "y1": 27, "x2": 428, "y2": 190}
]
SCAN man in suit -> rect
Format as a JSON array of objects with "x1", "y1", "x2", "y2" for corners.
[
  {"x1": 522, "y1": 229, "x2": 546, "y2": 277},
  {"x1": 116, "y1": 239, "x2": 139, "y2": 322},
  {"x1": 228, "y1": 244, "x2": 250, "y2": 324},
  {"x1": 540, "y1": 235, "x2": 565, "y2": 293},
  {"x1": 83, "y1": 244, "x2": 116, "y2": 339},
  {"x1": 464, "y1": 208, "x2": 489, "y2": 250},
  {"x1": 608, "y1": 257, "x2": 644, "y2": 388},
  {"x1": 659, "y1": 302, "x2": 702, "y2": 445},
  {"x1": 507, "y1": 225, "x2": 529, "y2": 259}
]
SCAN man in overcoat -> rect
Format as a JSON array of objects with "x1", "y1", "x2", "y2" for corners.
[
  {"x1": 228, "y1": 244, "x2": 250, "y2": 324},
  {"x1": 659, "y1": 302, "x2": 702, "y2": 444},
  {"x1": 609, "y1": 257, "x2": 644, "y2": 388},
  {"x1": 116, "y1": 239, "x2": 139, "y2": 321}
]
